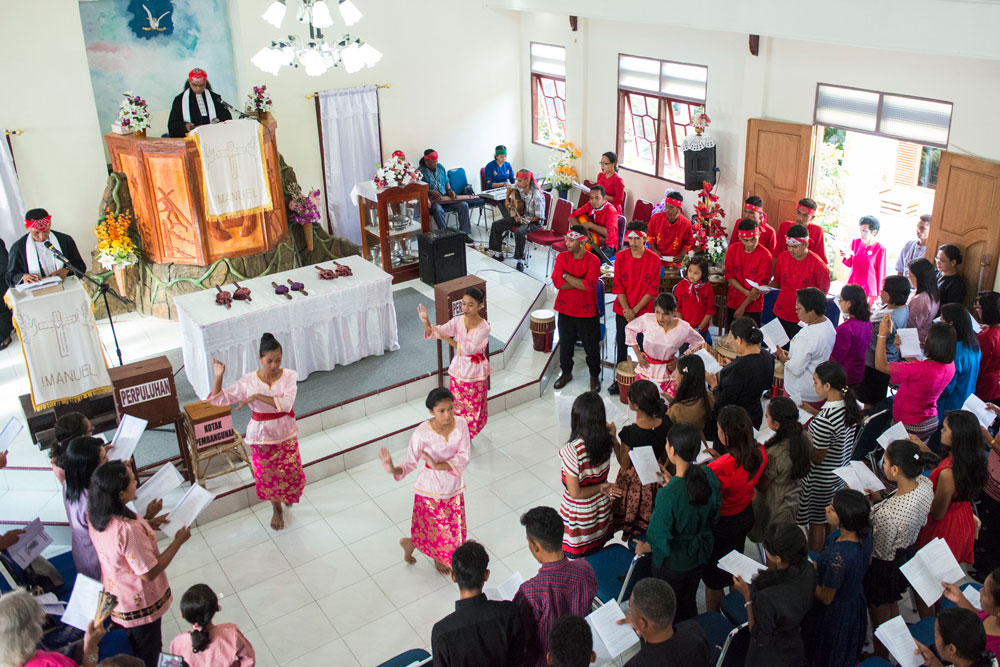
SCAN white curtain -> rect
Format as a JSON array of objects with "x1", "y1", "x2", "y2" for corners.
[
  {"x1": 0, "y1": 137, "x2": 25, "y2": 247},
  {"x1": 318, "y1": 85, "x2": 381, "y2": 245}
]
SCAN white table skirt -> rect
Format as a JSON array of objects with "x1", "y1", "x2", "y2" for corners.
[{"x1": 173, "y1": 255, "x2": 399, "y2": 397}]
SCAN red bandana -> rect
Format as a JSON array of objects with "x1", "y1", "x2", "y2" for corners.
[
  {"x1": 744, "y1": 203, "x2": 767, "y2": 225},
  {"x1": 566, "y1": 230, "x2": 587, "y2": 241},
  {"x1": 424, "y1": 151, "x2": 439, "y2": 162},
  {"x1": 25, "y1": 216, "x2": 51, "y2": 231},
  {"x1": 664, "y1": 197, "x2": 683, "y2": 208},
  {"x1": 737, "y1": 228, "x2": 759, "y2": 240},
  {"x1": 391, "y1": 150, "x2": 406, "y2": 160},
  {"x1": 188, "y1": 68, "x2": 208, "y2": 82},
  {"x1": 797, "y1": 205, "x2": 816, "y2": 216}
]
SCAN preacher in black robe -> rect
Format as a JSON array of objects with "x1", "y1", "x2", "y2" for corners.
[
  {"x1": 167, "y1": 73, "x2": 232, "y2": 138},
  {"x1": 6, "y1": 209, "x2": 87, "y2": 287}
]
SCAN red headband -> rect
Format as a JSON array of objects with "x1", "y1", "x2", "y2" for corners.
[
  {"x1": 744, "y1": 203, "x2": 767, "y2": 225},
  {"x1": 391, "y1": 150, "x2": 406, "y2": 160},
  {"x1": 786, "y1": 235, "x2": 807, "y2": 246},
  {"x1": 797, "y1": 205, "x2": 816, "y2": 216},
  {"x1": 188, "y1": 68, "x2": 207, "y2": 82},
  {"x1": 626, "y1": 230, "x2": 647, "y2": 239},
  {"x1": 25, "y1": 215, "x2": 51, "y2": 231},
  {"x1": 425, "y1": 151, "x2": 438, "y2": 162},
  {"x1": 516, "y1": 169, "x2": 533, "y2": 178},
  {"x1": 566, "y1": 230, "x2": 587, "y2": 241},
  {"x1": 737, "y1": 228, "x2": 759, "y2": 240},
  {"x1": 664, "y1": 197, "x2": 683, "y2": 208}
]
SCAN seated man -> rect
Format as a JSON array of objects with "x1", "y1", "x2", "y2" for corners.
[
  {"x1": 647, "y1": 190, "x2": 692, "y2": 261},
  {"x1": 431, "y1": 540, "x2": 525, "y2": 667},
  {"x1": 513, "y1": 506, "x2": 598, "y2": 667},
  {"x1": 547, "y1": 615, "x2": 596, "y2": 667},
  {"x1": 7, "y1": 208, "x2": 87, "y2": 287},
  {"x1": 569, "y1": 185, "x2": 618, "y2": 264},
  {"x1": 167, "y1": 68, "x2": 232, "y2": 138},
  {"x1": 621, "y1": 578, "x2": 711, "y2": 667},
  {"x1": 488, "y1": 168, "x2": 546, "y2": 270},
  {"x1": 420, "y1": 149, "x2": 473, "y2": 242}
]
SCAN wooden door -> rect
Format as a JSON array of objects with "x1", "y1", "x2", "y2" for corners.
[
  {"x1": 742, "y1": 119, "x2": 815, "y2": 233},
  {"x1": 926, "y1": 152, "x2": 1000, "y2": 304}
]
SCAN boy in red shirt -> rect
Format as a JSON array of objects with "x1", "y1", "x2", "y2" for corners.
[
  {"x1": 770, "y1": 224, "x2": 831, "y2": 340},
  {"x1": 552, "y1": 225, "x2": 603, "y2": 392},
  {"x1": 727, "y1": 195, "x2": 777, "y2": 255},
  {"x1": 673, "y1": 254, "x2": 716, "y2": 342},
  {"x1": 776, "y1": 198, "x2": 827, "y2": 264},
  {"x1": 647, "y1": 191, "x2": 693, "y2": 262},
  {"x1": 609, "y1": 221, "x2": 660, "y2": 395},
  {"x1": 569, "y1": 185, "x2": 619, "y2": 263},
  {"x1": 724, "y1": 219, "x2": 773, "y2": 326}
]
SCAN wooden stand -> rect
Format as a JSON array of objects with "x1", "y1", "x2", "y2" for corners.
[
  {"x1": 182, "y1": 401, "x2": 251, "y2": 485},
  {"x1": 433, "y1": 276, "x2": 487, "y2": 388},
  {"x1": 358, "y1": 182, "x2": 431, "y2": 284}
]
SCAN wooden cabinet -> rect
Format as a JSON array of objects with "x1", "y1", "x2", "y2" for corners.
[{"x1": 358, "y1": 182, "x2": 431, "y2": 284}]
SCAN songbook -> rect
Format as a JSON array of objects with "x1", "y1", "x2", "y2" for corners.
[
  {"x1": 484, "y1": 572, "x2": 525, "y2": 601},
  {"x1": 8, "y1": 518, "x2": 53, "y2": 568},
  {"x1": 877, "y1": 421, "x2": 910, "y2": 448},
  {"x1": 898, "y1": 328, "x2": 922, "y2": 359},
  {"x1": 35, "y1": 592, "x2": 66, "y2": 615},
  {"x1": 695, "y1": 441, "x2": 715, "y2": 464},
  {"x1": 745, "y1": 279, "x2": 776, "y2": 293},
  {"x1": 695, "y1": 348, "x2": 722, "y2": 374},
  {"x1": 0, "y1": 416, "x2": 23, "y2": 454},
  {"x1": 629, "y1": 446, "x2": 662, "y2": 485},
  {"x1": 760, "y1": 318, "x2": 789, "y2": 351},
  {"x1": 15, "y1": 276, "x2": 62, "y2": 293},
  {"x1": 717, "y1": 550, "x2": 766, "y2": 583},
  {"x1": 963, "y1": 584, "x2": 983, "y2": 610},
  {"x1": 586, "y1": 600, "x2": 639, "y2": 659},
  {"x1": 61, "y1": 574, "x2": 104, "y2": 631},
  {"x1": 572, "y1": 181, "x2": 592, "y2": 194},
  {"x1": 132, "y1": 462, "x2": 184, "y2": 518},
  {"x1": 107, "y1": 414, "x2": 148, "y2": 462},
  {"x1": 834, "y1": 461, "x2": 886, "y2": 492},
  {"x1": 161, "y1": 483, "x2": 215, "y2": 538},
  {"x1": 873, "y1": 615, "x2": 922, "y2": 667},
  {"x1": 900, "y1": 537, "x2": 966, "y2": 606},
  {"x1": 798, "y1": 407, "x2": 814, "y2": 426},
  {"x1": 963, "y1": 393, "x2": 997, "y2": 429}
]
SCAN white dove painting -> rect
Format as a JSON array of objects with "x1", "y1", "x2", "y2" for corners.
[{"x1": 141, "y1": 4, "x2": 171, "y2": 31}]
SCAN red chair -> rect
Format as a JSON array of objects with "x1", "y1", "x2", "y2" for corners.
[
  {"x1": 479, "y1": 167, "x2": 487, "y2": 191},
  {"x1": 528, "y1": 197, "x2": 573, "y2": 276},
  {"x1": 577, "y1": 179, "x2": 596, "y2": 208},
  {"x1": 632, "y1": 198, "x2": 654, "y2": 223},
  {"x1": 520, "y1": 190, "x2": 554, "y2": 267}
]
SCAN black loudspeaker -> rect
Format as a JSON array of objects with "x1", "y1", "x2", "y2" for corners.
[
  {"x1": 418, "y1": 229, "x2": 467, "y2": 286},
  {"x1": 684, "y1": 145, "x2": 717, "y2": 191}
]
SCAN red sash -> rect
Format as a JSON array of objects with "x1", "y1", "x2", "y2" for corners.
[
  {"x1": 251, "y1": 410, "x2": 295, "y2": 421},
  {"x1": 645, "y1": 355, "x2": 675, "y2": 365},
  {"x1": 469, "y1": 353, "x2": 486, "y2": 363}
]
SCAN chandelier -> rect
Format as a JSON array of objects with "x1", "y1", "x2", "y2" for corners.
[{"x1": 251, "y1": 0, "x2": 381, "y2": 77}]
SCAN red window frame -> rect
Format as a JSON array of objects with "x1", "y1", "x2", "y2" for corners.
[
  {"x1": 617, "y1": 90, "x2": 700, "y2": 183},
  {"x1": 532, "y1": 73, "x2": 566, "y2": 147}
]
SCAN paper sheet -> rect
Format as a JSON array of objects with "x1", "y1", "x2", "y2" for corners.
[
  {"x1": 629, "y1": 446, "x2": 662, "y2": 485},
  {"x1": 36, "y1": 592, "x2": 67, "y2": 615},
  {"x1": 971, "y1": 318, "x2": 982, "y2": 334},
  {"x1": 485, "y1": 572, "x2": 525, "y2": 601},
  {"x1": 132, "y1": 462, "x2": 184, "y2": 518},
  {"x1": 161, "y1": 484, "x2": 215, "y2": 538},
  {"x1": 695, "y1": 441, "x2": 715, "y2": 464},
  {"x1": 61, "y1": 574, "x2": 103, "y2": 631},
  {"x1": 760, "y1": 318, "x2": 789, "y2": 350},
  {"x1": 107, "y1": 414, "x2": 148, "y2": 462},
  {"x1": 0, "y1": 417, "x2": 24, "y2": 453},
  {"x1": 834, "y1": 461, "x2": 886, "y2": 492},
  {"x1": 964, "y1": 585, "x2": 983, "y2": 610},
  {"x1": 586, "y1": 600, "x2": 640, "y2": 658},
  {"x1": 877, "y1": 421, "x2": 911, "y2": 449},
  {"x1": 798, "y1": 407, "x2": 814, "y2": 426},
  {"x1": 717, "y1": 550, "x2": 766, "y2": 583},
  {"x1": 754, "y1": 425, "x2": 775, "y2": 443},
  {"x1": 745, "y1": 279, "x2": 776, "y2": 293},
  {"x1": 8, "y1": 518, "x2": 53, "y2": 569},
  {"x1": 873, "y1": 615, "x2": 922, "y2": 667},
  {"x1": 963, "y1": 393, "x2": 997, "y2": 429},
  {"x1": 695, "y1": 348, "x2": 722, "y2": 374},
  {"x1": 898, "y1": 328, "x2": 922, "y2": 358},
  {"x1": 14, "y1": 276, "x2": 62, "y2": 293},
  {"x1": 900, "y1": 537, "x2": 966, "y2": 606}
]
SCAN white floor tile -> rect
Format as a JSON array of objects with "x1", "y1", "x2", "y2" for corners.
[
  {"x1": 273, "y1": 519, "x2": 346, "y2": 566},
  {"x1": 237, "y1": 569, "x2": 314, "y2": 627},
  {"x1": 256, "y1": 602, "x2": 338, "y2": 664},
  {"x1": 242, "y1": 628, "x2": 278, "y2": 667},
  {"x1": 463, "y1": 485, "x2": 513, "y2": 530},
  {"x1": 200, "y1": 511, "x2": 270, "y2": 559},
  {"x1": 341, "y1": 611, "x2": 425, "y2": 667},
  {"x1": 396, "y1": 583, "x2": 459, "y2": 644},
  {"x1": 316, "y1": 577, "x2": 397, "y2": 636},
  {"x1": 470, "y1": 510, "x2": 528, "y2": 559},
  {"x1": 487, "y1": 468, "x2": 553, "y2": 510},
  {"x1": 303, "y1": 473, "x2": 370, "y2": 515},
  {"x1": 293, "y1": 546, "x2": 367, "y2": 599},
  {"x1": 325, "y1": 499, "x2": 394, "y2": 545},
  {"x1": 371, "y1": 558, "x2": 451, "y2": 609},
  {"x1": 285, "y1": 638, "x2": 360, "y2": 667},
  {"x1": 345, "y1": 524, "x2": 408, "y2": 576},
  {"x1": 218, "y1": 539, "x2": 291, "y2": 591}
]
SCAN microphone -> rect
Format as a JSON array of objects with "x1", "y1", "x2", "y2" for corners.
[{"x1": 43, "y1": 240, "x2": 69, "y2": 264}]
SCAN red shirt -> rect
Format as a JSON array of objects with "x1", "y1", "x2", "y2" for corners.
[
  {"x1": 673, "y1": 278, "x2": 716, "y2": 330},
  {"x1": 647, "y1": 212, "x2": 693, "y2": 258},
  {"x1": 729, "y1": 222, "x2": 777, "y2": 256},
  {"x1": 612, "y1": 248, "x2": 660, "y2": 316},
  {"x1": 596, "y1": 172, "x2": 626, "y2": 209},
  {"x1": 773, "y1": 250, "x2": 831, "y2": 322},
  {"x1": 976, "y1": 327, "x2": 1000, "y2": 401},
  {"x1": 708, "y1": 445, "x2": 768, "y2": 516},
  {"x1": 776, "y1": 220, "x2": 827, "y2": 264},
  {"x1": 570, "y1": 201, "x2": 620, "y2": 249},
  {"x1": 552, "y1": 250, "x2": 601, "y2": 318},
  {"x1": 724, "y1": 242, "x2": 773, "y2": 312}
]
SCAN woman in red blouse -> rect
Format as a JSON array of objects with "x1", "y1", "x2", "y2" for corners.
[
  {"x1": 595, "y1": 151, "x2": 626, "y2": 210},
  {"x1": 976, "y1": 291, "x2": 1000, "y2": 403}
]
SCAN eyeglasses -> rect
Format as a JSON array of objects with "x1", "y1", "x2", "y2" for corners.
[{"x1": 599, "y1": 161, "x2": 612, "y2": 166}]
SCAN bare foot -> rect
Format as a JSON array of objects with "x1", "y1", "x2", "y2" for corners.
[
  {"x1": 399, "y1": 537, "x2": 416, "y2": 564},
  {"x1": 433, "y1": 560, "x2": 451, "y2": 575},
  {"x1": 270, "y1": 502, "x2": 285, "y2": 530},
  {"x1": 284, "y1": 502, "x2": 293, "y2": 508}
]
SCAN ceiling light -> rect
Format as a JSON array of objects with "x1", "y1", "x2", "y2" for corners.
[
  {"x1": 261, "y1": 0, "x2": 287, "y2": 28},
  {"x1": 357, "y1": 40, "x2": 382, "y2": 68},
  {"x1": 311, "y1": 1, "x2": 335, "y2": 29},
  {"x1": 300, "y1": 48, "x2": 328, "y2": 76},
  {"x1": 340, "y1": 40, "x2": 363, "y2": 74},
  {"x1": 338, "y1": 0, "x2": 363, "y2": 26}
]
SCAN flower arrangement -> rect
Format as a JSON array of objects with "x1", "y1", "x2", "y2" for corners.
[
  {"x1": 288, "y1": 187, "x2": 322, "y2": 225},
  {"x1": 246, "y1": 85, "x2": 273, "y2": 114},
  {"x1": 94, "y1": 208, "x2": 139, "y2": 270},
  {"x1": 117, "y1": 93, "x2": 150, "y2": 133},
  {"x1": 547, "y1": 140, "x2": 581, "y2": 190},
  {"x1": 373, "y1": 154, "x2": 421, "y2": 189},
  {"x1": 687, "y1": 181, "x2": 728, "y2": 265},
  {"x1": 692, "y1": 106, "x2": 711, "y2": 131}
]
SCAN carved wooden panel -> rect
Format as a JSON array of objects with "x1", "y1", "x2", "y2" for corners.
[
  {"x1": 118, "y1": 153, "x2": 162, "y2": 262},
  {"x1": 146, "y1": 154, "x2": 203, "y2": 265},
  {"x1": 743, "y1": 119, "x2": 815, "y2": 233}
]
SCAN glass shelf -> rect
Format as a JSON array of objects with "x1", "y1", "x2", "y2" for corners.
[{"x1": 363, "y1": 220, "x2": 423, "y2": 239}]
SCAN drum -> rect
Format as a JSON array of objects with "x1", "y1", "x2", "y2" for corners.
[
  {"x1": 616, "y1": 360, "x2": 637, "y2": 405},
  {"x1": 712, "y1": 333, "x2": 738, "y2": 369},
  {"x1": 530, "y1": 309, "x2": 556, "y2": 352},
  {"x1": 772, "y1": 360, "x2": 785, "y2": 397}
]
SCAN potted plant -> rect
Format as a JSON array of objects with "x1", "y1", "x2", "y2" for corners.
[
  {"x1": 547, "y1": 140, "x2": 581, "y2": 199},
  {"x1": 94, "y1": 208, "x2": 140, "y2": 294},
  {"x1": 687, "y1": 181, "x2": 728, "y2": 269},
  {"x1": 288, "y1": 187, "x2": 323, "y2": 251},
  {"x1": 117, "y1": 93, "x2": 150, "y2": 138},
  {"x1": 692, "y1": 106, "x2": 711, "y2": 136},
  {"x1": 373, "y1": 153, "x2": 421, "y2": 189},
  {"x1": 246, "y1": 85, "x2": 273, "y2": 121}
]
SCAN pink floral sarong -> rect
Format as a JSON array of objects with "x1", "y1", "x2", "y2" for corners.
[
  {"x1": 411, "y1": 493, "x2": 467, "y2": 567},
  {"x1": 450, "y1": 378, "x2": 488, "y2": 438},
  {"x1": 250, "y1": 440, "x2": 305, "y2": 504}
]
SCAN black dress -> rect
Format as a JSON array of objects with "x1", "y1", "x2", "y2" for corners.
[
  {"x1": 714, "y1": 349, "x2": 775, "y2": 429},
  {"x1": 938, "y1": 273, "x2": 967, "y2": 305},
  {"x1": 611, "y1": 419, "x2": 672, "y2": 541},
  {"x1": 745, "y1": 564, "x2": 816, "y2": 667}
]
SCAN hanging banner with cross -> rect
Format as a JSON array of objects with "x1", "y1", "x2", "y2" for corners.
[
  {"x1": 190, "y1": 119, "x2": 273, "y2": 222},
  {"x1": 9, "y1": 277, "x2": 112, "y2": 410}
]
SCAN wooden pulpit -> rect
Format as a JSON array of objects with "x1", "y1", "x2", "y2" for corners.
[{"x1": 104, "y1": 117, "x2": 288, "y2": 266}]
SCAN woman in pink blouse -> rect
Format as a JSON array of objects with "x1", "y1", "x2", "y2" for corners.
[
  {"x1": 89, "y1": 461, "x2": 191, "y2": 667},
  {"x1": 840, "y1": 216, "x2": 887, "y2": 305},
  {"x1": 170, "y1": 584, "x2": 255, "y2": 667},
  {"x1": 625, "y1": 292, "x2": 706, "y2": 397},
  {"x1": 380, "y1": 387, "x2": 471, "y2": 575},
  {"x1": 418, "y1": 286, "x2": 491, "y2": 437},
  {"x1": 209, "y1": 333, "x2": 305, "y2": 531}
]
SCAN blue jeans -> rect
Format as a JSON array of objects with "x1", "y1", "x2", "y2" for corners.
[{"x1": 430, "y1": 202, "x2": 471, "y2": 234}]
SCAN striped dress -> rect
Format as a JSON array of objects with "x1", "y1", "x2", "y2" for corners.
[
  {"x1": 796, "y1": 400, "x2": 857, "y2": 525},
  {"x1": 559, "y1": 439, "x2": 612, "y2": 557}
]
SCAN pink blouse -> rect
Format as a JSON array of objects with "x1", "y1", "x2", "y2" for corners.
[
  {"x1": 169, "y1": 623, "x2": 256, "y2": 667},
  {"x1": 842, "y1": 239, "x2": 886, "y2": 302},
  {"x1": 208, "y1": 370, "x2": 298, "y2": 446},
  {"x1": 624, "y1": 314, "x2": 705, "y2": 384},
  {"x1": 395, "y1": 418, "x2": 471, "y2": 499},
  {"x1": 88, "y1": 515, "x2": 171, "y2": 628},
  {"x1": 427, "y1": 315, "x2": 492, "y2": 383}
]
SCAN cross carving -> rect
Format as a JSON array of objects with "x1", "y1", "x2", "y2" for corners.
[
  {"x1": 34, "y1": 309, "x2": 82, "y2": 358},
  {"x1": 207, "y1": 141, "x2": 253, "y2": 182}
]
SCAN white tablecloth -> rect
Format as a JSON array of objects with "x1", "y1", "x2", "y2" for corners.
[{"x1": 173, "y1": 255, "x2": 399, "y2": 397}]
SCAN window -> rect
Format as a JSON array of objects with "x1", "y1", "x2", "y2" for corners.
[
  {"x1": 814, "y1": 83, "x2": 953, "y2": 148},
  {"x1": 616, "y1": 55, "x2": 707, "y2": 182},
  {"x1": 530, "y1": 43, "x2": 566, "y2": 146}
]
